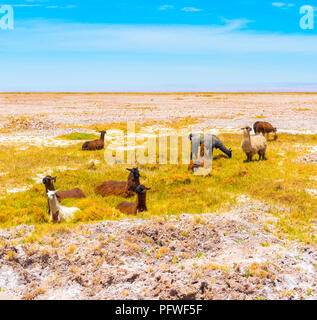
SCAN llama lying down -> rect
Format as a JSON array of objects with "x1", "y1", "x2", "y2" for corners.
[{"x1": 47, "y1": 190, "x2": 80, "y2": 223}]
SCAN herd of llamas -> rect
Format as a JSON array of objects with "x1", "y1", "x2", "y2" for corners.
[{"x1": 43, "y1": 121, "x2": 277, "y2": 223}]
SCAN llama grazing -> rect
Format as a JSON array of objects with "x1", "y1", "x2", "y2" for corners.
[
  {"x1": 253, "y1": 121, "x2": 277, "y2": 140},
  {"x1": 116, "y1": 185, "x2": 150, "y2": 215},
  {"x1": 82, "y1": 130, "x2": 107, "y2": 151},
  {"x1": 95, "y1": 168, "x2": 140, "y2": 198},
  {"x1": 42, "y1": 175, "x2": 86, "y2": 209},
  {"x1": 189, "y1": 133, "x2": 232, "y2": 160},
  {"x1": 47, "y1": 190, "x2": 80, "y2": 223},
  {"x1": 241, "y1": 126, "x2": 267, "y2": 162}
]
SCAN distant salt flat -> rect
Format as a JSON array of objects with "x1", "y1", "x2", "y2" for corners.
[
  {"x1": 0, "y1": 125, "x2": 316, "y2": 155},
  {"x1": 0, "y1": 135, "x2": 76, "y2": 149},
  {"x1": 6, "y1": 186, "x2": 31, "y2": 194},
  {"x1": 277, "y1": 129, "x2": 317, "y2": 135}
]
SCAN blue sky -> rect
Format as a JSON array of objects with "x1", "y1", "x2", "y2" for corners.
[{"x1": 0, "y1": 0, "x2": 316, "y2": 91}]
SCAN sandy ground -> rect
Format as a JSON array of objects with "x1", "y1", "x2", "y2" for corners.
[
  {"x1": 0, "y1": 93, "x2": 316, "y2": 134},
  {"x1": 0, "y1": 199, "x2": 316, "y2": 300}
]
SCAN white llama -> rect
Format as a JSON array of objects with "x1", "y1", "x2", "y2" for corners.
[{"x1": 47, "y1": 190, "x2": 80, "y2": 223}]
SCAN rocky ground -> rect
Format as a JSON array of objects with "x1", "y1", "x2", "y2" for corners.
[
  {"x1": 297, "y1": 152, "x2": 317, "y2": 164},
  {"x1": 0, "y1": 199, "x2": 316, "y2": 300}
]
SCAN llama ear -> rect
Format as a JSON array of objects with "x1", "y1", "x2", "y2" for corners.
[
  {"x1": 145, "y1": 187, "x2": 151, "y2": 190},
  {"x1": 126, "y1": 168, "x2": 132, "y2": 172},
  {"x1": 53, "y1": 177, "x2": 57, "y2": 182}
]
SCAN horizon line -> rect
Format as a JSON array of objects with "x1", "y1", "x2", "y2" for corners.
[{"x1": 1, "y1": 91, "x2": 317, "y2": 95}]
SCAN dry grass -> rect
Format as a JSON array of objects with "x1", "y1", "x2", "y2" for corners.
[{"x1": 0, "y1": 122, "x2": 316, "y2": 244}]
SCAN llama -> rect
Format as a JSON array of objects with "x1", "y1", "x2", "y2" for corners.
[
  {"x1": 253, "y1": 121, "x2": 277, "y2": 140},
  {"x1": 82, "y1": 130, "x2": 107, "y2": 151},
  {"x1": 189, "y1": 133, "x2": 232, "y2": 160},
  {"x1": 116, "y1": 185, "x2": 150, "y2": 215},
  {"x1": 42, "y1": 175, "x2": 86, "y2": 208},
  {"x1": 47, "y1": 190, "x2": 80, "y2": 223},
  {"x1": 241, "y1": 126, "x2": 267, "y2": 161},
  {"x1": 95, "y1": 167, "x2": 140, "y2": 198}
]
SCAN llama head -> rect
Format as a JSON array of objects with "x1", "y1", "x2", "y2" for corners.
[
  {"x1": 127, "y1": 167, "x2": 140, "y2": 178},
  {"x1": 241, "y1": 126, "x2": 252, "y2": 132},
  {"x1": 47, "y1": 190, "x2": 58, "y2": 201},
  {"x1": 135, "y1": 185, "x2": 150, "y2": 194},
  {"x1": 99, "y1": 130, "x2": 107, "y2": 136},
  {"x1": 43, "y1": 175, "x2": 56, "y2": 185}
]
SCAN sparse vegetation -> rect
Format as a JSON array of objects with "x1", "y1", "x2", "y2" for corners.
[
  {"x1": 0, "y1": 93, "x2": 316, "y2": 300},
  {"x1": 0, "y1": 127, "x2": 316, "y2": 244},
  {"x1": 57, "y1": 132, "x2": 98, "y2": 141}
]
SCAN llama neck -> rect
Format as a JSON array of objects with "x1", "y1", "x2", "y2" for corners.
[
  {"x1": 100, "y1": 132, "x2": 105, "y2": 141},
  {"x1": 243, "y1": 131, "x2": 251, "y2": 145},
  {"x1": 48, "y1": 195, "x2": 60, "y2": 215},
  {"x1": 45, "y1": 182, "x2": 55, "y2": 193},
  {"x1": 136, "y1": 192, "x2": 147, "y2": 211},
  {"x1": 217, "y1": 143, "x2": 231, "y2": 157},
  {"x1": 127, "y1": 175, "x2": 140, "y2": 191}
]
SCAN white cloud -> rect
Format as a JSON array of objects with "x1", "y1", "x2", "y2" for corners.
[
  {"x1": 46, "y1": 5, "x2": 77, "y2": 9},
  {"x1": 272, "y1": 2, "x2": 295, "y2": 8},
  {"x1": 272, "y1": 2, "x2": 285, "y2": 7},
  {"x1": 1, "y1": 19, "x2": 317, "y2": 91},
  {"x1": 159, "y1": 5, "x2": 174, "y2": 10},
  {"x1": 181, "y1": 7, "x2": 202, "y2": 12},
  {"x1": 12, "y1": 4, "x2": 42, "y2": 7},
  {"x1": 2, "y1": 19, "x2": 317, "y2": 55}
]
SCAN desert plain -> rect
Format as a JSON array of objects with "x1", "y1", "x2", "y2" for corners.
[{"x1": 0, "y1": 92, "x2": 316, "y2": 300}]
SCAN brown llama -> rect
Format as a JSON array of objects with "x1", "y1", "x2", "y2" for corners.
[
  {"x1": 253, "y1": 121, "x2": 277, "y2": 140},
  {"x1": 116, "y1": 185, "x2": 150, "y2": 215},
  {"x1": 94, "y1": 167, "x2": 140, "y2": 198},
  {"x1": 42, "y1": 175, "x2": 86, "y2": 211},
  {"x1": 82, "y1": 130, "x2": 107, "y2": 150}
]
